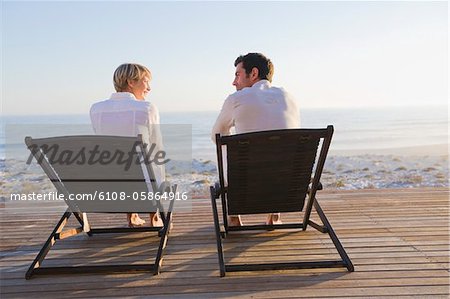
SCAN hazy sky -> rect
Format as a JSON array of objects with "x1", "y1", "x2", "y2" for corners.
[{"x1": 2, "y1": 1, "x2": 448, "y2": 115}]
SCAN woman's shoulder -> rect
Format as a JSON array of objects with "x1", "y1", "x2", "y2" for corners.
[
  {"x1": 133, "y1": 100, "x2": 159, "y2": 116},
  {"x1": 122, "y1": 99, "x2": 154, "y2": 110},
  {"x1": 90, "y1": 98, "x2": 111, "y2": 112}
]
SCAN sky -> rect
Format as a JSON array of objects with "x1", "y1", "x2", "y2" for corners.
[{"x1": 1, "y1": 1, "x2": 448, "y2": 115}]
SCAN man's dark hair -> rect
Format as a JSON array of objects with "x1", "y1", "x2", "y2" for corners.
[{"x1": 234, "y1": 53, "x2": 274, "y2": 82}]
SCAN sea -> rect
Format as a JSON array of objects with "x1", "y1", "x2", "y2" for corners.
[{"x1": 1, "y1": 105, "x2": 448, "y2": 162}]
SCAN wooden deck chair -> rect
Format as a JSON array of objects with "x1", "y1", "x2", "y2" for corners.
[
  {"x1": 24, "y1": 134, "x2": 175, "y2": 279},
  {"x1": 210, "y1": 126, "x2": 354, "y2": 276}
]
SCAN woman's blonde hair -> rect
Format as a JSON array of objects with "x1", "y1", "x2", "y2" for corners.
[{"x1": 113, "y1": 63, "x2": 151, "y2": 92}]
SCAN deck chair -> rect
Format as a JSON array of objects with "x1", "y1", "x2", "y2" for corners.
[
  {"x1": 210, "y1": 126, "x2": 354, "y2": 276},
  {"x1": 24, "y1": 134, "x2": 175, "y2": 279}
]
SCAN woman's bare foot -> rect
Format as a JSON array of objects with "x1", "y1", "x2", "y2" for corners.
[
  {"x1": 266, "y1": 213, "x2": 282, "y2": 225},
  {"x1": 127, "y1": 213, "x2": 146, "y2": 227},
  {"x1": 228, "y1": 215, "x2": 243, "y2": 227},
  {"x1": 149, "y1": 213, "x2": 164, "y2": 227}
]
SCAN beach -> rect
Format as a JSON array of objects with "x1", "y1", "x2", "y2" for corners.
[
  {"x1": 2, "y1": 144, "x2": 448, "y2": 201},
  {"x1": 181, "y1": 144, "x2": 449, "y2": 198}
]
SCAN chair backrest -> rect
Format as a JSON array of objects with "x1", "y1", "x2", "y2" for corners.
[
  {"x1": 216, "y1": 126, "x2": 333, "y2": 215},
  {"x1": 25, "y1": 135, "x2": 160, "y2": 213}
]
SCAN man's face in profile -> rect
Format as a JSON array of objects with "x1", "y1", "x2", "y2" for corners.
[{"x1": 232, "y1": 62, "x2": 253, "y2": 91}]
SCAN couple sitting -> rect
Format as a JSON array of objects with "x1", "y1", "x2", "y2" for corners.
[{"x1": 90, "y1": 53, "x2": 300, "y2": 227}]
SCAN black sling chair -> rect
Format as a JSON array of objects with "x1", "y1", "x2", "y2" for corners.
[{"x1": 210, "y1": 126, "x2": 354, "y2": 276}]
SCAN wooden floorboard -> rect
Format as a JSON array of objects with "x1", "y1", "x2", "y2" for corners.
[{"x1": 1, "y1": 188, "x2": 449, "y2": 298}]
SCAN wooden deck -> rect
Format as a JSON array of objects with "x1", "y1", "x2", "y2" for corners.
[{"x1": 1, "y1": 188, "x2": 449, "y2": 298}]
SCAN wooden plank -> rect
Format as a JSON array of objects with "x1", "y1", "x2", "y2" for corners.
[{"x1": 0, "y1": 188, "x2": 449, "y2": 298}]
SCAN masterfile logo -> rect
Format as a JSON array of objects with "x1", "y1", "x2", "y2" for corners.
[{"x1": 26, "y1": 141, "x2": 170, "y2": 171}]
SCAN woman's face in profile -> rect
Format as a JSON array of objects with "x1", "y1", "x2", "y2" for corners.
[{"x1": 130, "y1": 75, "x2": 151, "y2": 100}]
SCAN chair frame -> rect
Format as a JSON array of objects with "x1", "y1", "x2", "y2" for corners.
[
  {"x1": 24, "y1": 135, "x2": 174, "y2": 279},
  {"x1": 210, "y1": 126, "x2": 354, "y2": 276}
]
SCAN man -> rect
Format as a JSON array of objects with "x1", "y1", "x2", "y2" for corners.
[{"x1": 211, "y1": 52, "x2": 300, "y2": 226}]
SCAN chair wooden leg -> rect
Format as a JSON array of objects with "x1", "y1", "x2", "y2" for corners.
[
  {"x1": 27, "y1": 210, "x2": 171, "y2": 279},
  {"x1": 314, "y1": 199, "x2": 354, "y2": 272},
  {"x1": 72, "y1": 211, "x2": 93, "y2": 236},
  {"x1": 26, "y1": 210, "x2": 72, "y2": 279},
  {"x1": 302, "y1": 193, "x2": 315, "y2": 231},
  {"x1": 214, "y1": 197, "x2": 354, "y2": 276},
  {"x1": 154, "y1": 211, "x2": 172, "y2": 275},
  {"x1": 308, "y1": 220, "x2": 328, "y2": 233},
  {"x1": 72, "y1": 211, "x2": 84, "y2": 226},
  {"x1": 158, "y1": 188, "x2": 176, "y2": 231},
  {"x1": 210, "y1": 186, "x2": 226, "y2": 277}
]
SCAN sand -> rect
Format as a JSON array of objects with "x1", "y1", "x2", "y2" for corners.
[
  {"x1": 330, "y1": 143, "x2": 448, "y2": 156},
  {"x1": 1, "y1": 144, "x2": 448, "y2": 201}
]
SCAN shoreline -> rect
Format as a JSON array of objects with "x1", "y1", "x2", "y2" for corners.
[
  {"x1": 329, "y1": 143, "x2": 448, "y2": 157},
  {"x1": 1, "y1": 145, "x2": 448, "y2": 200}
]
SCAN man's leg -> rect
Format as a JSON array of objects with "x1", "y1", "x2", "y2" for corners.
[
  {"x1": 149, "y1": 212, "x2": 164, "y2": 227},
  {"x1": 228, "y1": 215, "x2": 243, "y2": 227},
  {"x1": 127, "y1": 213, "x2": 146, "y2": 227},
  {"x1": 266, "y1": 213, "x2": 282, "y2": 225}
]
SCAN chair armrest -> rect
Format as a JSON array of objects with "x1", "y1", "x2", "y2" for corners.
[
  {"x1": 212, "y1": 182, "x2": 228, "y2": 198},
  {"x1": 308, "y1": 181, "x2": 323, "y2": 193},
  {"x1": 157, "y1": 181, "x2": 177, "y2": 193},
  {"x1": 212, "y1": 182, "x2": 221, "y2": 199},
  {"x1": 317, "y1": 182, "x2": 323, "y2": 190}
]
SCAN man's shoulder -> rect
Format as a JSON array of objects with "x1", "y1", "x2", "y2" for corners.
[
  {"x1": 230, "y1": 85, "x2": 288, "y2": 98},
  {"x1": 268, "y1": 85, "x2": 286, "y2": 94},
  {"x1": 228, "y1": 88, "x2": 250, "y2": 99},
  {"x1": 227, "y1": 85, "x2": 262, "y2": 100}
]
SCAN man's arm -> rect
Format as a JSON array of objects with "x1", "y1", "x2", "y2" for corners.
[{"x1": 211, "y1": 96, "x2": 235, "y2": 142}]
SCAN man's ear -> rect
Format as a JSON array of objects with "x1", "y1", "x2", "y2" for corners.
[{"x1": 250, "y1": 67, "x2": 259, "y2": 80}]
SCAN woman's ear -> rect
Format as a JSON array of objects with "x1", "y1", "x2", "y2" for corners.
[{"x1": 127, "y1": 79, "x2": 134, "y2": 88}]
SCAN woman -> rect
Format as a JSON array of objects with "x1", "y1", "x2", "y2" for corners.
[{"x1": 90, "y1": 63, "x2": 164, "y2": 227}]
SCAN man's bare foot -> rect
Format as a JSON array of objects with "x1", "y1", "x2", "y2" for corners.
[
  {"x1": 149, "y1": 213, "x2": 164, "y2": 227},
  {"x1": 127, "y1": 213, "x2": 146, "y2": 227},
  {"x1": 228, "y1": 215, "x2": 243, "y2": 227},
  {"x1": 266, "y1": 213, "x2": 282, "y2": 225}
]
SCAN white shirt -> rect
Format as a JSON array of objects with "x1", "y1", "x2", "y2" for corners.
[
  {"x1": 211, "y1": 80, "x2": 300, "y2": 141},
  {"x1": 90, "y1": 92, "x2": 165, "y2": 186}
]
